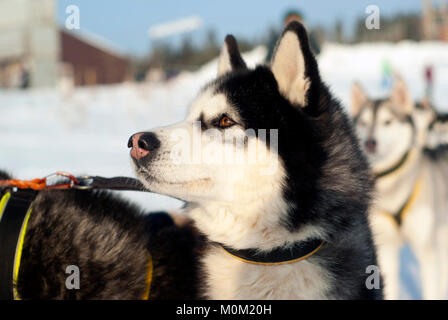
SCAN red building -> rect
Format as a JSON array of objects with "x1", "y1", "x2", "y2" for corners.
[{"x1": 60, "y1": 30, "x2": 130, "y2": 86}]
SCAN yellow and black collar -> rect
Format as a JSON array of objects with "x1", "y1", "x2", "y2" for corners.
[
  {"x1": 0, "y1": 189, "x2": 37, "y2": 300},
  {"x1": 220, "y1": 238, "x2": 325, "y2": 266},
  {"x1": 379, "y1": 178, "x2": 423, "y2": 228},
  {"x1": 374, "y1": 150, "x2": 411, "y2": 180}
]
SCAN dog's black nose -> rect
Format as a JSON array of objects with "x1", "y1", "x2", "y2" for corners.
[
  {"x1": 137, "y1": 132, "x2": 160, "y2": 152},
  {"x1": 365, "y1": 139, "x2": 377, "y2": 153},
  {"x1": 129, "y1": 132, "x2": 160, "y2": 160}
]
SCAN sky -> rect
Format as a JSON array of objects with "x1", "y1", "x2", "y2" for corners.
[{"x1": 57, "y1": 0, "x2": 422, "y2": 56}]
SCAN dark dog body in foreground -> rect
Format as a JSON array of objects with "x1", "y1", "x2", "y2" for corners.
[
  {"x1": 130, "y1": 22, "x2": 383, "y2": 299},
  {"x1": 0, "y1": 171, "x2": 198, "y2": 300}
]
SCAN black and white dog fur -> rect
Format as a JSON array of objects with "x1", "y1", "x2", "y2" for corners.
[
  {"x1": 352, "y1": 81, "x2": 448, "y2": 299},
  {"x1": 130, "y1": 22, "x2": 383, "y2": 299},
  {"x1": 0, "y1": 170, "x2": 199, "y2": 299}
]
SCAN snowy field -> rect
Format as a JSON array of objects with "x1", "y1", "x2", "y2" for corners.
[{"x1": 1, "y1": 41, "x2": 448, "y2": 299}]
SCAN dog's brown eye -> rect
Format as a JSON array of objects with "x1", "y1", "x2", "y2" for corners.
[
  {"x1": 358, "y1": 119, "x2": 367, "y2": 127},
  {"x1": 219, "y1": 115, "x2": 235, "y2": 128},
  {"x1": 384, "y1": 119, "x2": 393, "y2": 126}
]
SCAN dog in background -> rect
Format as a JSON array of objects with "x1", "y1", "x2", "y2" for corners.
[
  {"x1": 417, "y1": 98, "x2": 448, "y2": 149},
  {"x1": 352, "y1": 81, "x2": 448, "y2": 299}
]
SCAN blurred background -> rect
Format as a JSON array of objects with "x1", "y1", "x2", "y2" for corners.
[{"x1": 0, "y1": 0, "x2": 447, "y2": 299}]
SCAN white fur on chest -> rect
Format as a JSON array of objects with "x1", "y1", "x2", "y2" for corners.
[{"x1": 201, "y1": 247, "x2": 331, "y2": 300}]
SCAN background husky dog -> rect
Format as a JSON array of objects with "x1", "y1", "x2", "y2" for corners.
[
  {"x1": 129, "y1": 22, "x2": 382, "y2": 300},
  {"x1": 417, "y1": 98, "x2": 448, "y2": 149},
  {"x1": 352, "y1": 81, "x2": 448, "y2": 299},
  {"x1": 0, "y1": 170, "x2": 199, "y2": 299}
]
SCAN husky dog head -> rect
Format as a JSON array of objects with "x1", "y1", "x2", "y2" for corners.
[
  {"x1": 130, "y1": 22, "x2": 372, "y2": 250},
  {"x1": 352, "y1": 80, "x2": 433, "y2": 175},
  {"x1": 419, "y1": 98, "x2": 448, "y2": 148}
]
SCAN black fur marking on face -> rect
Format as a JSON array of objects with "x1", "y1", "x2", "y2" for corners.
[
  {"x1": 214, "y1": 66, "x2": 327, "y2": 228},
  {"x1": 368, "y1": 100, "x2": 382, "y2": 139},
  {"x1": 198, "y1": 113, "x2": 208, "y2": 131},
  {"x1": 353, "y1": 100, "x2": 380, "y2": 127}
]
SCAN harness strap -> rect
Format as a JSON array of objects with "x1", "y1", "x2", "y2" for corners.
[
  {"x1": 76, "y1": 176, "x2": 147, "y2": 192},
  {"x1": 379, "y1": 178, "x2": 423, "y2": 228},
  {"x1": 374, "y1": 150, "x2": 410, "y2": 179},
  {"x1": 0, "y1": 173, "x2": 147, "y2": 192},
  {"x1": 220, "y1": 239, "x2": 325, "y2": 266},
  {"x1": 0, "y1": 189, "x2": 37, "y2": 300}
]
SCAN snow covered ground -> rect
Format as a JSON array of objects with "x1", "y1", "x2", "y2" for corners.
[{"x1": 1, "y1": 41, "x2": 447, "y2": 299}]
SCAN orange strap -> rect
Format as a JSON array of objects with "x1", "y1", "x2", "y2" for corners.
[{"x1": 0, "y1": 172, "x2": 79, "y2": 191}]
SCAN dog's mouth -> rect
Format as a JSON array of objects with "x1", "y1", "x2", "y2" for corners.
[{"x1": 135, "y1": 166, "x2": 212, "y2": 189}]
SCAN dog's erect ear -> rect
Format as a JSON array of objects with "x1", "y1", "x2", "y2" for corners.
[
  {"x1": 0, "y1": 170, "x2": 11, "y2": 180},
  {"x1": 390, "y1": 79, "x2": 413, "y2": 115},
  {"x1": 417, "y1": 96, "x2": 434, "y2": 112},
  {"x1": 271, "y1": 21, "x2": 319, "y2": 107},
  {"x1": 351, "y1": 82, "x2": 368, "y2": 116},
  {"x1": 217, "y1": 35, "x2": 247, "y2": 76}
]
